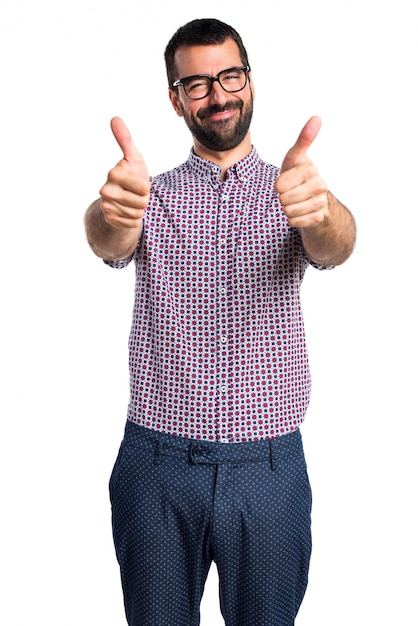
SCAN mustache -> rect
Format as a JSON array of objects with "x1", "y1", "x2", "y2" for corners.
[{"x1": 197, "y1": 101, "x2": 242, "y2": 120}]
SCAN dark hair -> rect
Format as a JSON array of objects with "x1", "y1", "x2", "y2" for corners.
[{"x1": 164, "y1": 18, "x2": 250, "y2": 87}]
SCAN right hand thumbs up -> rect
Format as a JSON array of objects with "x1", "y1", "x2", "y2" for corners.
[
  {"x1": 110, "y1": 117, "x2": 145, "y2": 165},
  {"x1": 99, "y1": 117, "x2": 150, "y2": 229}
]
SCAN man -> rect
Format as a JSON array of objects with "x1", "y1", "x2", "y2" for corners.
[{"x1": 84, "y1": 18, "x2": 356, "y2": 626}]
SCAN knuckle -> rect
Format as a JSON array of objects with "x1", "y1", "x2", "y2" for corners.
[
  {"x1": 313, "y1": 194, "x2": 326, "y2": 210},
  {"x1": 107, "y1": 166, "x2": 122, "y2": 184},
  {"x1": 311, "y1": 212, "x2": 324, "y2": 225}
]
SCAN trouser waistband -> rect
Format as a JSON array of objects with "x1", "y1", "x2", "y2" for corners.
[{"x1": 122, "y1": 420, "x2": 303, "y2": 470}]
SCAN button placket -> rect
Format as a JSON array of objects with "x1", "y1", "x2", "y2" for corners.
[{"x1": 215, "y1": 184, "x2": 233, "y2": 443}]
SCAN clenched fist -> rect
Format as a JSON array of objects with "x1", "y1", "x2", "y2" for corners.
[
  {"x1": 275, "y1": 116, "x2": 328, "y2": 229},
  {"x1": 100, "y1": 117, "x2": 150, "y2": 230}
]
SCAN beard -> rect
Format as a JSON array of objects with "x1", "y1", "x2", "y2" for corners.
[{"x1": 179, "y1": 95, "x2": 254, "y2": 152}]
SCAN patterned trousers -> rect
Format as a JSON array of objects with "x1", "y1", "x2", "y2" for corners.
[{"x1": 110, "y1": 420, "x2": 312, "y2": 626}]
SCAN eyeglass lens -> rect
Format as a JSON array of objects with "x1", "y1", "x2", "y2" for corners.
[{"x1": 183, "y1": 68, "x2": 247, "y2": 99}]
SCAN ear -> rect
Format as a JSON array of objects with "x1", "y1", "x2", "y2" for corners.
[
  {"x1": 248, "y1": 70, "x2": 255, "y2": 100},
  {"x1": 169, "y1": 88, "x2": 184, "y2": 117}
]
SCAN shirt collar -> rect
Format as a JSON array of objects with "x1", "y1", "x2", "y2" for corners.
[{"x1": 187, "y1": 147, "x2": 261, "y2": 184}]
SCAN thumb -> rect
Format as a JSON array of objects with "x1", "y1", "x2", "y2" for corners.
[
  {"x1": 110, "y1": 116, "x2": 142, "y2": 163},
  {"x1": 281, "y1": 115, "x2": 322, "y2": 172}
]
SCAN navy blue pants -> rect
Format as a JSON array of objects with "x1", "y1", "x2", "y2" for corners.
[{"x1": 110, "y1": 421, "x2": 312, "y2": 626}]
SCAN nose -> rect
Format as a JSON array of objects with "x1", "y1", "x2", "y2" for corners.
[{"x1": 207, "y1": 78, "x2": 228, "y2": 104}]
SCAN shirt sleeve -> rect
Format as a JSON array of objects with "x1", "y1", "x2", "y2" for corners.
[
  {"x1": 103, "y1": 254, "x2": 135, "y2": 269},
  {"x1": 307, "y1": 257, "x2": 335, "y2": 271}
]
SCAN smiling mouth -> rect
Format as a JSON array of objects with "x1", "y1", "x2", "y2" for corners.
[{"x1": 198, "y1": 103, "x2": 241, "y2": 121}]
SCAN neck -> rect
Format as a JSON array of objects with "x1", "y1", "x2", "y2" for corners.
[{"x1": 193, "y1": 134, "x2": 252, "y2": 180}]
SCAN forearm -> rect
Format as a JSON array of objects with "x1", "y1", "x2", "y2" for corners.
[
  {"x1": 301, "y1": 191, "x2": 356, "y2": 266},
  {"x1": 84, "y1": 199, "x2": 142, "y2": 261}
]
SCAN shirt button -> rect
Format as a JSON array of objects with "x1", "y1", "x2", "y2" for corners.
[
  {"x1": 220, "y1": 336, "x2": 227, "y2": 344},
  {"x1": 219, "y1": 238, "x2": 226, "y2": 246},
  {"x1": 222, "y1": 193, "x2": 229, "y2": 202},
  {"x1": 220, "y1": 385, "x2": 227, "y2": 393},
  {"x1": 220, "y1": 287, "x2": 226, "y2": 295}
]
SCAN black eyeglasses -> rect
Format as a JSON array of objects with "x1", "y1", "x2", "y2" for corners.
[{"x1": 172, "y1": 66, "x2": 250, "y2": 100}]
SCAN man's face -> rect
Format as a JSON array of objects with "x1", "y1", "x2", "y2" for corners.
[{"x1": 169, "y1": 39, "x2": 254, "y2": 153}]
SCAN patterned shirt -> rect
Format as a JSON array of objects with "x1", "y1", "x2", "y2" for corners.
[{"x1": 105, "y1": 148, "x2": 330, "y2": 443}]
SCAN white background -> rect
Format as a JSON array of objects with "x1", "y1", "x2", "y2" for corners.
[{"x1": 1, "y1": 0, "x2": 417, "y2": 624}]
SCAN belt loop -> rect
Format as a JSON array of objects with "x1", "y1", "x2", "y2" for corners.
[
  {"x1": 270, "y1": 441, "x2": 278, "y2": 471},
  {"x1": 154, "y1": 441, "x2": 162, "y2": 466},
  {"x1": 189, "y1": 442, "x2": 196, "y2": 465}
]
